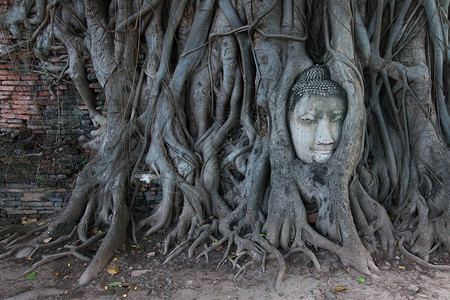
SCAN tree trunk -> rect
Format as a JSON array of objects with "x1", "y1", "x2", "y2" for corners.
[{"x1": 1, "y1": 0, "x2": 449, "y2": 286}]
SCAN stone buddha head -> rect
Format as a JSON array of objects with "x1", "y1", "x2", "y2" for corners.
[{"x1": 287, "y1": 66, "x2": 347, "y2": 164}]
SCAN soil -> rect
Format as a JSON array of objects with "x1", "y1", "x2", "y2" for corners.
[{"x1": 1, "y1": 230, "x2": 449, "y2": 300}]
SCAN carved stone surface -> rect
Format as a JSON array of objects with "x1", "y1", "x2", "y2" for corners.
[{"x1": 287, "y1": 66, "x2": 347, "y2": 163}]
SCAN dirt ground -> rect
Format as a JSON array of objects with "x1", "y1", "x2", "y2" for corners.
[{"x1": 1, "y1": 230, "x2": 449, "y2": 300}]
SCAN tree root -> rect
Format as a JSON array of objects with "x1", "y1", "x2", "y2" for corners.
[
  {"x1": 398, "y1": 237, "x2": 450, "y2": 271},
  {"x1": 5, "y1": 288, "x2": 67, "y2": 300}
]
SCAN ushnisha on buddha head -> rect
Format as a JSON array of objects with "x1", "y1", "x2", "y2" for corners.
[{"x1": 287, "y1": 66, "x2": 347, "y2": 164}]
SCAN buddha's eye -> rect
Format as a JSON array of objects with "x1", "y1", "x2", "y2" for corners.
[
  {"x1": 331, "y1": 114, "x2": 344, "y2": 122},
  {"x1": 300, "y1": 116, "x2": 316, "y2": 124}
]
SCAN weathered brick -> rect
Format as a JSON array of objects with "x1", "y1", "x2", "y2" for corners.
[
  {"x1": 0, "y1": 85, "x2": 14, "y2": 91},
  {"x1": 0, "y1": 75, "x2": 20, "y2": 80},
  {"x1": 5, "y1": 208, "x2": 38, "y2": 215},
  {"x1": 2, "y1": 113, "x2": 15, "y2": 118},
  {"x1": 21, "y1": 75, "x2": 39, "y2": 80},
  {"x1": 15, "y1": 86, "x2": 32, "y2": 92}
]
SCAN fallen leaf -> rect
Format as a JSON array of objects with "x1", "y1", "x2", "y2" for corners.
[
  {"x1": 398, "y1": 265, "x2": 406, "y2": 270},
  {"x1": 91, "y1": 227, "x2": 102, "y2": 236},
  {"x1": 112, "y1": 257, "x2": 118, "y2": 262},
  {"x1": 42, "y1": 237, "x2": 52, "y2": 244},
  {"x1": 38, "y1": 221, "x2": 46, "y2": 226},
  {"x1": 334, "y1": 286, "x2": 347, "y2": 292},
  {"x1": 107, "y1": 266, "x2": 120, "y2": 275},
  {"x1": 215, "y1": 245, "x2": 223, "y2": 251},
  {"x1": 21, "y1": 218, "x2": 37, "y2": 225},
  {"x1": 108, "y1": 282, "x2": 132, "y2": 287},
  {"x1": 26, "y1": 272, "x2": 36, "y2": 280},
  {"x1": 357, "y1": 278, "x2": 366, "y2": 283}
]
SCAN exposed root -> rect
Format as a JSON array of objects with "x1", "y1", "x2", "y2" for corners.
[
  {"x1": 398, "y1": 237, "x2": 450, "y2": 271},
  {"x1": 5, "y1": 288, "x2": 67, "y2": 300}
]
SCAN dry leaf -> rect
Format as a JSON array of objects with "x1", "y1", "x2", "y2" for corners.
[
  {"x1": 334, "y1": 286, "x2": 347, "y2": 292},
  {"x1": 398, "y1": 265, "x2": 406, "y2": 270},
  {"x1": 91, "y1": 227, "x2": 102, "y2": 236},
  {"x1": 112, "y1": 257, "x2": 119, "y2": 262},
  {"x1": 21, "y1": 218, "x2": 37, "y2": 225},
  {"x1": 107, "y1": 266, "x2": 120, "y2": 275},
  {"x1": 42, "y1": 237, "x2": 52, "y2": 244}
]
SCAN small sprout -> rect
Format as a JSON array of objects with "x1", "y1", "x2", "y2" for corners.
[
  {"x1": 26, "y1": 272, "x2": 36, "y2": 280},
  {"x1": 38, "y1": 175, "x2": 46, "y2": 181},
  {"x1": 259, "y1": 233, "x2": 266, "y2": 237},
  {"x1": 356, "y1": 278, "x2": 366, "y2": 283},
  {"x1": 212, "y1": 239, "x2": 219, "y2": 245}
]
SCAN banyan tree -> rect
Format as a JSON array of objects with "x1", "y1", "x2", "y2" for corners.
[{"x1": 0, "y1": 0, "x2": 449, "y2": 287}]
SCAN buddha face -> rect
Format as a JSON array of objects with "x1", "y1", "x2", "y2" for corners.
[{"x1": 288, "y1": 94, "x2": 346, "y2": 163}]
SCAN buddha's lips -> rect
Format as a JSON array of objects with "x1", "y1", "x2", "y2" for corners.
[{"x1": 311, "y1": 148, "x2": 334, "y2": 155}]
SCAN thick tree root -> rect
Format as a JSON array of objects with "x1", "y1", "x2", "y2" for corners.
[
  {"x1": 5, "y1": 288, "x2": 67, "y2": 300},
  {"x1": 398, "y1": 237, "x2": 450, "y2": 271}
]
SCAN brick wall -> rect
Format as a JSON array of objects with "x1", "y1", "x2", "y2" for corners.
[{"x1": 0, "y1": 2, "x2": 160, "y2": 221}]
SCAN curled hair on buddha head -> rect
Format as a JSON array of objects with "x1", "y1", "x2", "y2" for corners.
[{"x1": 287, "y1": 65, "x2": 347, "y2": 113}]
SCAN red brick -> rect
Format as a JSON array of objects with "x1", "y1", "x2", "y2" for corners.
[
  {"x1": 0, "y1": 75, "x2": 19, "y2": 80},
  {"x1": 15, "y1": 86, "x2": 32, "y2": 92},
  {"x1": 89, "y1": 83, "x2": 100, "y2": 89},
  {"x1": 1, "y1": 113, "x2": 15, "y2": 118},
  {"x1": 21, "y1": 75, "x2": 39, "y2": 80},
  {"x1": 38, "y1": 91, "x2": 51, "y2": 96},
  {"x1": 15, "y1": 110, "x2": 38, "y2": 115},
  {"x1": 0, "y1": 104, "x2": 10, "y2": 108},
  {"x1": 12, "y1": 104, "x2": 30, "y2": 109},
  {"x1": 16, "y1": 114, "x2": 29, "y2": 120},
  {"x1": 0, "y1": 64, "x2": 14, "y2": 69},
  {"x1": 0, "y1": 85, "x2": 14, "y2": 91},
  {"x1": 5, "y1": 123, "x2": 22, "y2": 128},
  {"x1": 56, "y1": 85, "x2": 69, "y2": 90},
  {"x1": 11, "y1": 100, "x2": 31, "y2": 105},
  {"x1": 14, "y1": 95, "x2": 32, "y2": 100}
]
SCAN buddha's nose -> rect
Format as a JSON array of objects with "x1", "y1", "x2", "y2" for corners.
[{"x1": 315, "y1": 119, "x2": 335, "y2": 146}]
